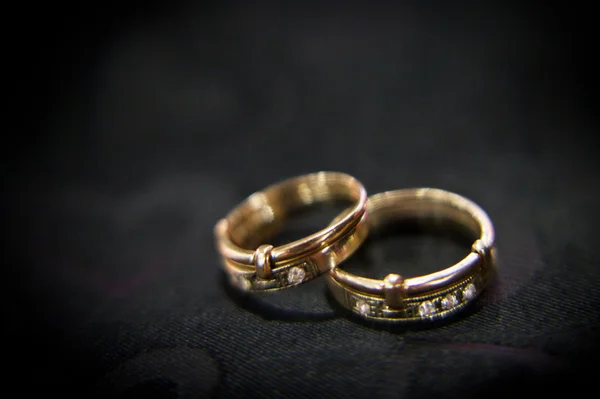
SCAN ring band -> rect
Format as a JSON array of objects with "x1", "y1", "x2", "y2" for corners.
[
  {"x1": 326, "y1": 188, "x2": 496, "y2": 322},
  {"x1": 214, "y1": 172, "x2": 369, "y2": 292}
]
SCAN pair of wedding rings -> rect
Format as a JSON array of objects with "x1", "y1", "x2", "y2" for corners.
[{"x1": 214, "y1": 172, "x2": 496, "y2": 323}]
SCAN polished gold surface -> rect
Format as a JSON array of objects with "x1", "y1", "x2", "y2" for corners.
[
  {"x1": 215, "y1": 172, "x2": 368, "y2": 292},
  {"x1": 326, "y1": 188, "x2": 496, "y2": 322}
]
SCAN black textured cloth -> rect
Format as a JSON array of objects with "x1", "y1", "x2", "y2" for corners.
[{"x1": 6, "y1": 2, "x2": 599, "y2": 398}]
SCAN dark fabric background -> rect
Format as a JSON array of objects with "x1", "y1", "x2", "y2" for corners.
[{"x1": 5, "y1": 1, "x2": 600, "y2": 398}]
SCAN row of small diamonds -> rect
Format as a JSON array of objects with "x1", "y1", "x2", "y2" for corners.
[
  {"x1": 353, "y1": 282, "x2": 478, "y2": 318},
  {"x1": 417, "y1": 282, "x2": 477, "y2": 317}
]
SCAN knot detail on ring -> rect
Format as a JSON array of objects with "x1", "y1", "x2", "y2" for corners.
[
  {"x1": 254, "y1": 244, "x2": 274, "y2": 279},
  {"x1": 471, "y1": 239, "x2": 491, "y2": 268},
  {"x1": 383, "y1": 273, "x2": 406, "y2": 309}
]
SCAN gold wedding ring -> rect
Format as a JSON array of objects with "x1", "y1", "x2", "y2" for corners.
[
  {"x1": 214, "y1": 172, "x2": 369, "y2": 292},
  {"x1": 326, "y1": 188, "x2": 496, "y2": 322}
]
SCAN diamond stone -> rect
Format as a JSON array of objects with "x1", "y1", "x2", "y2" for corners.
[
  {"x1": 356, "y1": 300, "x2": 371, "y2": 315},
  {"x1": 287, "y1": 266, "x2": 306, "y2": 285},
  {"x1": 441, "y1": 294, "x2": 458, "y2": 310},
  {"x1": 418, "y1": 300, "x2": 435, "y2": 317},
  {"x1": 462, "y1": 283, "x2": 477, "y2": 301}
]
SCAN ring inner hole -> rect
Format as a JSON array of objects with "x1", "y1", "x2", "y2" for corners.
[
  {"x1": 230, "y1": 201, "x2": 353, "y2": 249},
  {"x1": 341, "y1": 216, "x2": 476, "y2": 279}
]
